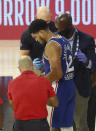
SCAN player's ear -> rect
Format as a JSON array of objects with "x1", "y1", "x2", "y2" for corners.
[
  {"x1": 39, "y1": 30, "x2": 46, "y2": 37},
  {"x1": 32, "y1": 65, "x2": 34, "y2": 70},
  {"x1": 18, "y1": 66, "x2": 21, "y2": 73}
]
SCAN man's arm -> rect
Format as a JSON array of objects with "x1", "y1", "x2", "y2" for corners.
[
  {"x1": 45, "y1": 41, "x2": 63, "y2": 82},
  {"x1": 77, "y1": 37, "x2": 96, "y2": 70},
  {"x1": 9, "y1": 100, "x2": 14, "y2": 110},
  {"x1": 47, "y1": 96, "x2": 59, "y2": 107},
  {"x1": 88, "y1": 37, "x2": 96, "y2": 70}
]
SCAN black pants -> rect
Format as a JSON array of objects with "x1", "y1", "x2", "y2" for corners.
[
  {"x1": 13, "y1": 118, "x2": 50, "y2": 131},
  {"x1": 87, "y1": 86, "x2": 96, "y2": 131},
  {"x1": 73, "y1": 121, "x2": 76, "y2": 131}
]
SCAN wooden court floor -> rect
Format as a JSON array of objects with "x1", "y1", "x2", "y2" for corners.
[{"x1": 0, "y1": 40, "x2": 20, "y2": 78}]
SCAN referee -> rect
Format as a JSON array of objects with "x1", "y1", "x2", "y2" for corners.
[{"x1": 8, "y1": 56, "x2": 58, "y2": 131}]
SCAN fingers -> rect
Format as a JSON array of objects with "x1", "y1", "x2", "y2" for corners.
[{"x1": 33, "y1": 58, "x2": 41, "y2": 64}]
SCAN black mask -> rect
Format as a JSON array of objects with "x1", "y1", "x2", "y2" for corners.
[{"x1": 59, "y1": 28, "x2": 72, "y2": 38}]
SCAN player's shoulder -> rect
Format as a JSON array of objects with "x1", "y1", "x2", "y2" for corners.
[
  {"x1": 47, "y1": 36, "x2": 68, "y2": 48},
  {"x1": 51, "y1": 36, "x2": 69, "y2": 43},
  {"x1": 46, "y1": 39, "x2": 61, "y2": 51},
  {"x1": 45, "y1": 40, "x2": 62, "y2": 57}
]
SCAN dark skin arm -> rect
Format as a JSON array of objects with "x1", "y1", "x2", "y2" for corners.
[
  {"x1": 9, "y1": 100, "x2": 14, "y2": 110},
  {"x1": 47, "y1": 96, "x2": 59, "y2": 107},
  {"x1": 44, "y1": 41, "x2": 63, "y2": 82}
]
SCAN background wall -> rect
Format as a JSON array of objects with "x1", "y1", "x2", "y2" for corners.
[{"x1": 0, "y1": 0, "x2": 96, "y2": 40}]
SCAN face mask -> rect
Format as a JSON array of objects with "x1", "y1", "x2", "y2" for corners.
[{"x1": 59, "y1": 28, "x2": 72, "y2": 38}]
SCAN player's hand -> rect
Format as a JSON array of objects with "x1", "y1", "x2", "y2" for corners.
[
  {"x1": 77, "y1": 49, "x2": 87, "y2": 63},
  {"x1": 33, "y1": 58, "x2": 42, "y2": 69}
]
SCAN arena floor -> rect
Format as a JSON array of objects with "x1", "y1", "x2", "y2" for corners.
[
  {"x1": 0, "y1": 40, "x2": 96, "y2": 131},
  {"x1": 0, "y1": 40, "x2": 20, "y2": 78}
]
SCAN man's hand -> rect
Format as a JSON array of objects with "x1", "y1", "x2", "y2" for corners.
[
  {"x1": 77, "y1": 49, "x2": 88, "y2": 63},
  {"x1": 9, "y1": 100, "x2": 14, "y2": 110},
  {"x1": 33, "y1": 58, "x2": 43, "y2": 69}
]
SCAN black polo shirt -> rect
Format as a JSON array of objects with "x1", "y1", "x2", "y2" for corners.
[{"x1": 20, "y1": 21, "x2": 57, "y2": 60}]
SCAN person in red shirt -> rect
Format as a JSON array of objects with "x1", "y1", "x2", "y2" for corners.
[
  {"x1": 8, "y1": 55, "x2": 58, "y2": 131},
  {"x1": 0, "y1": 98, "x2": 3, "y2": 105},
  {"x1": 0, "y1": 98, "x2": 3, "y2": 130}
]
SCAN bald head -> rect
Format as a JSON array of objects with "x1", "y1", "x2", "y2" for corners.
[
  {"x1": 19, "y1": 56, "x2": 33, "y2": 72},
  {"x1": 36, "y1": 6, "x2": 51, "y2": 23}
]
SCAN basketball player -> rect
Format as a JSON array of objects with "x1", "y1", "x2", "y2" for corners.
[{"x1": 29, "y1": 19, "x2": 76, "y2": 131}]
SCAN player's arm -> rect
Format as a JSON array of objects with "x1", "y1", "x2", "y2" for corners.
[
  {"x1": 45, "y1": 41, "x2": 63, "y2": 82},
  {"x1": 47, "y1": 96, "x2": 59, "y2": 107}
]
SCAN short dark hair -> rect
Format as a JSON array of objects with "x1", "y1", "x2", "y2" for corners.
[
  {"x1": 56, "y1": 13, "x2": 72, "y2": 25},
  {"x1": 29, "y1": 19, "x2": 49, "y2": 34}
]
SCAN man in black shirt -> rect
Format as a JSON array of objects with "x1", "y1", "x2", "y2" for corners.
[{"x1": 20, "y1": 6, "x2": 57, "y2": 61}]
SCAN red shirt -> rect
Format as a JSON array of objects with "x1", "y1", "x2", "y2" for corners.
[
  {"x1": 0, "y1": 98, "x2": 3, "y2": 104},
  {"x1": 8, "y1": 71, "x2": 55, "y2": 120}
]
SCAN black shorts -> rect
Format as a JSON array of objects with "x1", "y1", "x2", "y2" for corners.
[{"x1": 13, "y1": 118, "x2": 50, "y2": 131}]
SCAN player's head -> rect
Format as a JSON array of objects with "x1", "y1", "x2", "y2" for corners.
[
  {"x1": 18, "y1": 56, "x2": 33, "y2": 73},
  {"x1": 36, "y1": 6, "x2": 51, "y2": 23},
  {"x1": 29, "y1": 19, "x2": 49, "y2": 44},
  {"x1": 55, "y1": 13, "x2": 73, "y2": 37}
]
